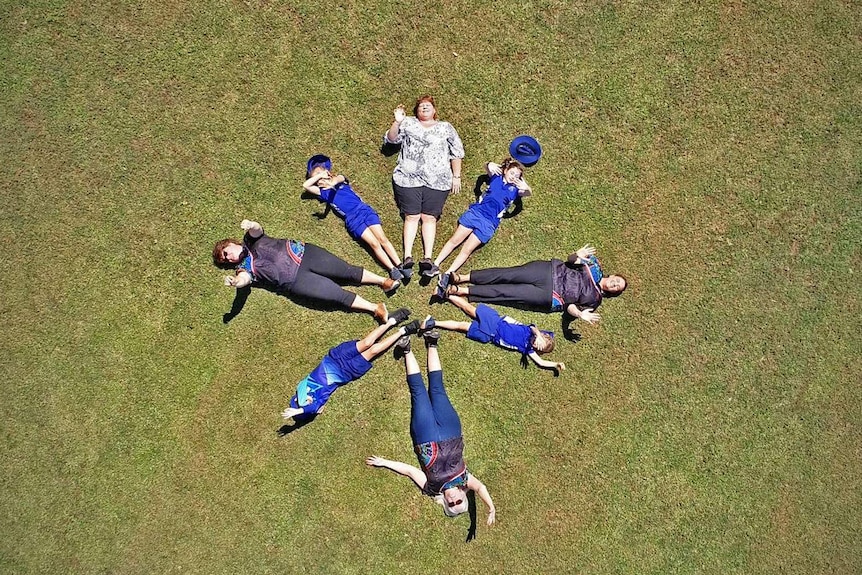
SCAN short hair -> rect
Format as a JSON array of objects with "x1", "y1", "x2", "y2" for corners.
[
  {"x1": 532, "y1": 330, "x2": 556, "y2": 354},
  {"x1": 413, "y1": 95, "x2": 438, "y2": 119},
  {"x1": 212, "y1": 238, "x2": 240, "y2": 268}
]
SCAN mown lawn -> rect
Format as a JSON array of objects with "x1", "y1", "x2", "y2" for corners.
[{"x1": 1, "y1": 1, "x2": 859, "y2": 573}]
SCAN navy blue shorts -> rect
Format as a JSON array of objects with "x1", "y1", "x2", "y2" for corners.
[
  {"x1": 344, "y1": 204, "x2": 382, "y2": 240},
  {"x1": 465, "y1": 303, "x2": 502, "y2": 344},
  {"x1": 458, "y1": 208, "x2": 499, "y2": 244}
]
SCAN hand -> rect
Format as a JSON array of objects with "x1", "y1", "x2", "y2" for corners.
[
  {"x1": 487, "y1": 509, "x2": 496, "y2": 526},
  {"x1": 393, "y1": 105, "x2": 406, "y2": 123},
  {"x1": 514, "y1": 177, "x2": 531, "y2": 193},
  {"x1": 451, "y1": 176, "x2": 462, "y2": 194},
  {"x1": 241, "y1": 219, "x2": 259, "y2": 231},
  {"x1": 487, "y1": 162, "x2": 502, "y2": 176},
  {"x1": 576, "y1": 243, "x2": 596, "y2": 260},
  {"x1": 224, "y1": 276, "x2": 237, "y2": 287},
  {"x1": 580, "y1": 308, "x2": 601, "y2": 324},
  {"x1": 365, "y1": 455, "x2": 386, "y2": 467},
  {"x1": 555, "y1": 362, "x2": 566, "y2": 372},
  {"x1": 281, "y1": 406, "x2": 304, "y2": 420}
]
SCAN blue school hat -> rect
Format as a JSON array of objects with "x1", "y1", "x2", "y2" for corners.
[
  {"x1": 508, "y1": 135, "x2": 542, "y2": 166},
  {"x1": 306, "y1": 154, "x2": 332, "y2": 176}
]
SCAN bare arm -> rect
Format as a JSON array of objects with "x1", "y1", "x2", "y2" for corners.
[
  {"x1": 366, "y1": 456, "x2": 427, "y2": 490},
  {"x1": 302, "y1": 172, "x2": 327, "y2": 195},
  {"x1": 386, "y1": 105, "x2": 406, "y2": 142},
  {"x1": 224, "y1": 270, "x2": 252, "y2": 288},
  {"x1": 450, "y1": 158, "x2": 463, "y2": 193},
  {"x1": 527, "y1": 351, "x2": 565, "y2": 373},
  {"x1": 467, "y1": 473, "x2": 495, "y2": 526},
  {"x1": 566, "y1": 304, "x2": 600, "y2": 324},
  {"x1": 240, "y1": 219, "x2": 263, "y2": 239}
]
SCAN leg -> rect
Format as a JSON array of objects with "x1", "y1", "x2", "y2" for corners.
[
  {"x1": 371, "y1": 225, "x2": 402, "y2": 267},
  {"x1": 433, "y1": 225, "x2": 473, "y2": 267},
  {"x1": 447, "y1": 294, "x2": 478, "y2": 319},
  {"x1": 359, "y1": 268, "x2": 389, "y2": 287},
  {"x1": 292, "y1": 267, "x2": 361, "y2": 309},
  {"x1": 434, "y1": 319, "x2": 470, "y2": 333},
  {"x1": 403, "y1": 214, "x2": 421, "y2": 259},
  {"x1": 360, "y1": 327, "x2": 407, "y2": 361},
  {"x1": 420, "y1": 213, "x2": 438, "y2": 259},
  {"x1": 445, "y1": 233, "x2": 483, "y2": 273},
  {"x1": 360, "y1": 227, "x2": 396, "y2": 271},
  {"x1": 425, "y1": 345, "x2": 462, "y2": 439},
  {"x1": 469, "y1": 260, "x2": 552, "y2": 286},
  {"x1": 302, "y1": 243, "x2": 365, "y2": 284},
  {"x1": 356, "y1": 319, "x2": 396, "y2": 354},
  {"x1": 404, "y1": 350, "x2": 438, "y2": 445}
]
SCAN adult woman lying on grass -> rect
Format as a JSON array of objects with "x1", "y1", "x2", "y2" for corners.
[
  {"x1": 303, "y1": 154, "x2": 404, "y2": 281},
  {"x1": 422, "y1": 294, "x2": 565, "y2": 374},
  {"x1": 366, "y1": 330, "x2": 495, "y2": 528},
  {"x1": 441, "y1": 244, "x2": 626, "y2": 324},
  {"x1": 384, "y1": 95, "x2": 464, "y2": 279},
  {"x1": 427, "y1": 158, "x2": 531, "y2": 279},
  {"x1": 281, "y1": 309, "x2": 418, "y2": 423},
  {"x1": 213, "y1": 219, "x2": 399, "y2": 323}
]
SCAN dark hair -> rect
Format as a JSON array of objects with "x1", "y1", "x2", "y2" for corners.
[
  {"x1": 212, "y1": 238, "x2": 241, "y2": 268},
  {"x1": 413, "y1": 95, "x2": 438, "y2": 119}
]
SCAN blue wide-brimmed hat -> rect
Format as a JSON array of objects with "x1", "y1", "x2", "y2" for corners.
[
  {"x1": 306, "y1": 154, "x2": 332, "y2": 176},
  {"x1": 508, "y1": 135, "x2": 542, "y2": 166}
]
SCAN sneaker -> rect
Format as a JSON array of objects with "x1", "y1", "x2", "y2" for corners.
[
  {"x1": 374, "y1": 302, "x2": 388, "y2": 323},
  {"x1": 388, "y1": 308, "x2": 411, "y2": 325},
  {"x1": 394, "y1": 334, "x2": 412, "y2": 356},
  {"x1": 389, "y1": 267, "x2": 404, "y2": 281},
  {"x1": 399, "y1": 257, "x2": 414, "y2": 281},
  {"x1": 418, "y1": 258, "x2": 434, "y2": 276},
  {"x1": 382, "y1": 278, "x2": 400, "y2": 293},
  {"x1": 423, "y1": 329, "x2": 441, "y2": 347},
  {"x1": 437, "y1": 272, "x2": 451, "y2": 291},
  {"x1": 421, "y1": 315, "x2": 436, "y2": 331},
  {"x1": 402, "y1": 319, "x2": 421, "y2": 336},
  {"x1": 434, "y1": 282, "x2": 448, "y2": 300}
]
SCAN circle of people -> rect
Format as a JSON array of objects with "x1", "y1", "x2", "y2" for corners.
[{"x1": 212, "y1": 95, "x2": 628, "y2": 533}]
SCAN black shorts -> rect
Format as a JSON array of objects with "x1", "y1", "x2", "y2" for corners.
[{"x1": 392, "y1": 181, "x2": 450, "y2": 218}]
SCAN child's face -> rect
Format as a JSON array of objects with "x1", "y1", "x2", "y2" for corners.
[
  {"x1": 503, "y1": 165, "x2": 523, "y2": 184},
  {"x1": 311, "y1": 166, "x2": 330, "y2": 178},
  {"x1": 533, "y1": 332, "x2": 551, "y2": 354}
]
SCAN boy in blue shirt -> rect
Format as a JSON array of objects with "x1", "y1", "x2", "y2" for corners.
[
  {"x1": 303, "y1": 154, "x2": 407, "y2": 281},
  {"x1": 281, "y1": 309, "x2": 420, "y2": 422},
  {"x1": 423, "y1": 295, "x2": 565, "y2": 374}
]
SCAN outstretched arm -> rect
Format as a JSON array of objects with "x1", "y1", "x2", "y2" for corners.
[
  {"x1": 527, "y1": 351, "x2": 565, "y2": 374},
  {"x1": 366, "y1": 456, "x2": 427, "y2": 490},
  {"x1": 241, "y1": 219, "x2": 263, "y2": 239},
  {"x1": 302, "y1": 172, "x2": 327, "y2": 196},
  {"x1": 567, "y1": 244, "x2": 596, "y2": 265},
  {"x1": 566, "y1": 304, "x2": 601, "y2": 324},
  {"x1": 466, "y1": 474, "x2": 495, "y2": 526}
]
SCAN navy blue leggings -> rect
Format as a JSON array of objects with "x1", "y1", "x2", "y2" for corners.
[
  {"x1": 290, "y1": 243, "x2": 364, "y2": 308},
  {"x1": 408, "y1": 370, "x2": 462, "y2": 445}
]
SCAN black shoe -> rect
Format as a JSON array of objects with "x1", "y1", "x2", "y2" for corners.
[
  {"x1": 389, "y1": 267, "x2": 404, "y2": 281},
  {"x1": 438, "y1": 272, "x2": 451, "y2": 291},
  {"x1": 418, "y1": 258, "x2": 434, "y2": 276},
  {"x1": 389, "y1": 308, "x2": 411, "y2": 325},
  {"x1": 399, "y1": 257, "x2": 414, "y2": 280},
  {"x1": 394, "y1": 334, "x2": 412, "y2": 356},
  {"x1": 434, "y1": 283, "x2": 448, "y2": 300},
  {"x1": 402, "y1": 319, "x2": 421, "y2": 336},
  {"x1": 423, "y1": 329, "x2": 441, "y2": 347}
]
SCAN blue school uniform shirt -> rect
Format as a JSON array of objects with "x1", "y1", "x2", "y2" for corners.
[
  {"x1": 471, "y1": 174, "x2": 520, "y2": 222},
  {"x1": 318, "y1": 181, "x2": 365, "y2": 219},
  {"x1": 493, "y1": 316, "x2": 534, "y2": 354}
]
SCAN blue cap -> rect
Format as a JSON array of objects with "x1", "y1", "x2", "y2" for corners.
[
  {"x1": 508, "y1": 135, "x2": 542, "y2": 166},
  {"x1": 306, "y1": 154, "x2": 332, "y2": 176}
]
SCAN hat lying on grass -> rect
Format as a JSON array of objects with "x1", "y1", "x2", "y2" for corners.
[{"x1": 508, "y1": 135, "x2": 542, "y2": 166}]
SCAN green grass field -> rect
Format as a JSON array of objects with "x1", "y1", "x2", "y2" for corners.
[{"x1": 1, "y1": 1, "x2": 860, "y2": 573}]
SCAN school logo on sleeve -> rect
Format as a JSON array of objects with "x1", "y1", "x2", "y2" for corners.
[{"x1": 287, "y1": 240, "x2": 305, "y2": 265}]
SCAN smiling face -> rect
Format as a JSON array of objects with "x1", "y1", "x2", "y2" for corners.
[
  {"x1": 414, "y1": 96, "x2": 438, "y2": 121},
  {"x1": 502, "y1": 164, "x2": 523, "y2": 184},
  {"x1": 601, "y1": 275, "x2": 627, "y2": 294},
  {"x1": 442, "y1": 487, "x2": 468, "y2": 516}
]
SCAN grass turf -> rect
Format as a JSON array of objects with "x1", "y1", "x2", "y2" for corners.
[{"x1": 1, "y1": 0, "x2": 860, "y2": 573}]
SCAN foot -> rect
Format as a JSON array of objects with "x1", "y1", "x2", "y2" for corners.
[
  {"x1": 437, "y1": 272, "x2": 451, "y2": 291},
  {"x1": 382, "y1": 278, "x2": 400, "y2": 294},
  {"x1": 402, "y1": 319, "x2": 421, "y2": 336},
  {"x1": 450, "y1": 272, "x2": 464, "y2": 285},
  {"x1": 399, "y1": 257, "x2": 414, "y2": 280},
  {"x1": 418, "y1": 258, "x2": 434, "y2": 277},
  {"x1": 434, "y1": 282, "x2": 448, "y2": 301},
  {"x1": 389, "y1": 267, "x2": 404, "y2": 281},
  {"x1": 394, "y1": 333, "x2": 412, "y2": 356},
  {"x1": 388, "y1": 308, "x2": 411, "y2": 325},
  {"x1": 421, "y1": 315, "x2": 436, "y2": 331},
  {"x1": 373, "y1": 302, "x2": 388, "y2": 323},
  {"x1": 423, "y1": 329, "x2": 441, "y2": 347}
]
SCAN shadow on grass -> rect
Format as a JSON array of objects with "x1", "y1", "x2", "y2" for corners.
[
  {"x1": 222, "y1": 284, "x2": 376, "y2": 324},
  {"x1": 465, "y1": 489, "x2": 478, "y2": 543},
  {"x1": 277, "y1": 414, "x2": 318, "y2": 436},
  {"x1": 561, "y1": 314, "x2": 582, "y2": 343}
]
